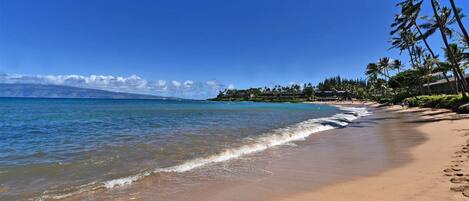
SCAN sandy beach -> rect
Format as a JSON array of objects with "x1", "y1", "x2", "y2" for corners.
[
  {"x1": 59, "y1": 102, "x2": 469, "y2": 201},
  {"x1": 275, "y1": 102, "x2": 469, "y2": 201}
]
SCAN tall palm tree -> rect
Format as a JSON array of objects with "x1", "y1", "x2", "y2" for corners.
[
  {"x1": 392, "y1": 1, "x2": 426, "y2": 67},
  {"x1": 392, "y1": 0, "x2": 437, "y2": 57},
  {"x1": 448, "y1": 0, "x2": 469, "y2": 47},
  {"x1": 445, "y1": 43, "x2": 469, "y2": 80},
  {"x1": 392, "y1": 0, "x2": 456, "y2": 91},
  {"x1": 429, "y1": 0, "x2": 469, "y2": 95}
]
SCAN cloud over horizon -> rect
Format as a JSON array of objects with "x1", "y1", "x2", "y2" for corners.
[{"x1": 0, "y1": 73, "x2": 232, "y2": 99}]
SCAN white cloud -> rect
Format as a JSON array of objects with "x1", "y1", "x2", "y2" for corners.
[
  {"x1": 0, "y1": 73, "x2": 230, "y2": 99},
  {"x1": 184, "y1": 80, "x2": 194, "y2": 88},
  {"x1": 227, "y1": 84, "x2": 235, "y2": 89},
  {"x1": 206, "y1": 81, "x2": 216, "y2": 86},
  {"x1": 171, "y1": 80, "x2": 181, "y2": 88}
]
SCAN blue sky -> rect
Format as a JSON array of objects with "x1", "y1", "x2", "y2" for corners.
[{"x1": 0, "y1": 0, "x2": 468, "y2": 98}]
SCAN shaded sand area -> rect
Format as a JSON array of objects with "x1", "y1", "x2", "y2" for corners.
[{"x1": 63, "y1": 103, "x2": 469, "y2": 201}]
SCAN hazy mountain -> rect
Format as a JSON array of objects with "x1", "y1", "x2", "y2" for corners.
[{"x1": 0, "y1": 83, "x2": 177, "y2": 99}]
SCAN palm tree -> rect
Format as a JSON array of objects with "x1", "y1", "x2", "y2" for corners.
[
  {"x1": 392, "y1": 1, "x2": 428, "y2": 68},
  {"x1": 392, "y1": 0, "x2": 438, "y2": 57},
  {"x1": 390, "y1": 30, "x2": 419, "y2": 68},
  {"x1": 446, "y1": 43, "x2": 468, "y2": 67},
  {"x1": 448, "y1": 0, "x2": 469, "y2": 47},
  {"x1": 445, "y1": 43, "x2": 469, "y2": 87},
  {"x1": 429, "y1": 0, "x2": 469, "y2": 95},
  {"x1": 422, "y1": 54, "x2": 437, "y2": 94},
  {"x1": 366, "y1": 63, "x2": 379, "y2": 81},
  {"x1": 378, "y1": 57, "x2": 392, "y2": 80},
  {"x1": 392, "y1": 0, "x2": 457, "y2": 91},
  {"x1": 368, "y1": 60, "x2": 403, "y2": 90},
  {"x1": 391, "y1": 59, "x2": 403, "y2": 73}
]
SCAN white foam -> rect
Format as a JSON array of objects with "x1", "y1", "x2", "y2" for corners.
[{"x1": 103, "y1": 106, "x2": 370, "y2": 189}]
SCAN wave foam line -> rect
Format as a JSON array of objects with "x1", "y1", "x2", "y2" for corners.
[{"x1": 102, "y1": 106, "x2": 370, "y2": 189}]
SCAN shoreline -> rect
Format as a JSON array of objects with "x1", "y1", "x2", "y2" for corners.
[
  {"x1": 54, "y1": 103, "x2": 368, "y2": 200},
  {"x1": 59, "y1": 102, "x2": 469, "y2": 200}
]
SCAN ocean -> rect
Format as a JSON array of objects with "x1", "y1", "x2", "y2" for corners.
[{"x1": 0, "y1": 98, "x2": 369, "y2": 200}]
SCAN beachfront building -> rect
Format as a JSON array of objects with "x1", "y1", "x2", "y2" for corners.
[
  {"x1": 314, "y1": 90, "x2": 351, "y2": 101},
  {"x1": 424, "y1": 74, "x2": 469, "y2": 94}
]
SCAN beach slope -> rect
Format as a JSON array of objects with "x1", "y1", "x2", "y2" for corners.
[{"x1": 278, "y1": 105, "x2": 469, "y2": 201}]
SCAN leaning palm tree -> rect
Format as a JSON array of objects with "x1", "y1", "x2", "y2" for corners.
[
  {"x1": 448, "y1": 0, "x2": 469, "y2": 47},
  {"x1": 428, "y1": 0, "x2": 469, "y2": 95},
  {"x1": 445, "y1": 43, "x2": 469, "y2": 79},
  {"x1": 392, "y1": 1, "x2": 428, "y2": 68},
  {"x1": 446, "y1": 43, "x2": 468, "y2": 67},
  {"x1": 392, "y1": 0, "x2": 456, "y2": 90}
]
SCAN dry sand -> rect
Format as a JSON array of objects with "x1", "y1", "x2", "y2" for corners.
[{"x1": 278, "y1": 102, "x2": 469, "y2": 201}]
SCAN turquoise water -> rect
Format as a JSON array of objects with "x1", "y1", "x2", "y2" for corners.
[{"x1": 0, "y1": 98, "x2": 357, "y2": 200}]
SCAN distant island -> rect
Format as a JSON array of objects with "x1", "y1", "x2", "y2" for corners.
[{"x1": 0, "y1": 83, "x2": 176, "y2": 99}]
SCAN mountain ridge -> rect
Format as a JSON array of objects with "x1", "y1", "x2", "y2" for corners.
[{"x1": 0, "y1": 83, "x2": 178, "y2": 100}]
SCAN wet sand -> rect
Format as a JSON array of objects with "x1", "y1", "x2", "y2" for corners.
[{"x1": 64, "y1": 103, "x2": 469, "y2": 201}]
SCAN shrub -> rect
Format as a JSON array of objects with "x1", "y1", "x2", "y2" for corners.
[
  {"x1": 403, "y1": 94, "x2": 469, "y2": 111},
  {"x1": 378, "y1": 97, "x2": 392, "y2": 104}
]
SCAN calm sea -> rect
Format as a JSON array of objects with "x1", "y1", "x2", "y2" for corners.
[{"x1": 0, "y1": 98, "x2": 368, "y2": 200}]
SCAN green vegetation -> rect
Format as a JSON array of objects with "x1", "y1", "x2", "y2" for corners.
[
  {"x1": 210, "y1": 76, "x2": 371, "y2": 102},
  {"x1": 404, "y1": 94, "x2": 468, "y2": 111},
  {"x1": 365, "y1": 0, "x2": 469, "y2": 112}
]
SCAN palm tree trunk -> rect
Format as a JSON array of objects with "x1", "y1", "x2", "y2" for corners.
[
  {"x1": 453, "y1": 60, "x2": 469, "y2": 94},
  {"x1": 441, "y1": 72, "x2": 455, "y2": 93},
  {"x1": 453, "y1": 69, "x2": 461, "y2": 93},
  {"x1": 415, "y1": 22, "x2": 436, "y2": 57},
  {"x1": 431, "y1": 0, "x2": 469, "y2": 96},
  {"x1": 414, "y1": 21, "x2": 456, "y2": 93},
  {"x1": 385, "y1": 68, "x2": 390, "y2": 81},
  {"x1": 457, "y1": 67, "x2": 468, "y2": 93},
  {"x1": 449, "y1": 0, "x2": 469, "y2": 47},
  {"x1": 403, "y1": 33, "x2": 417, "y2": 68},
  {"x1": 407, "y1": 47, "x2": 416, "y2": 68}
]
